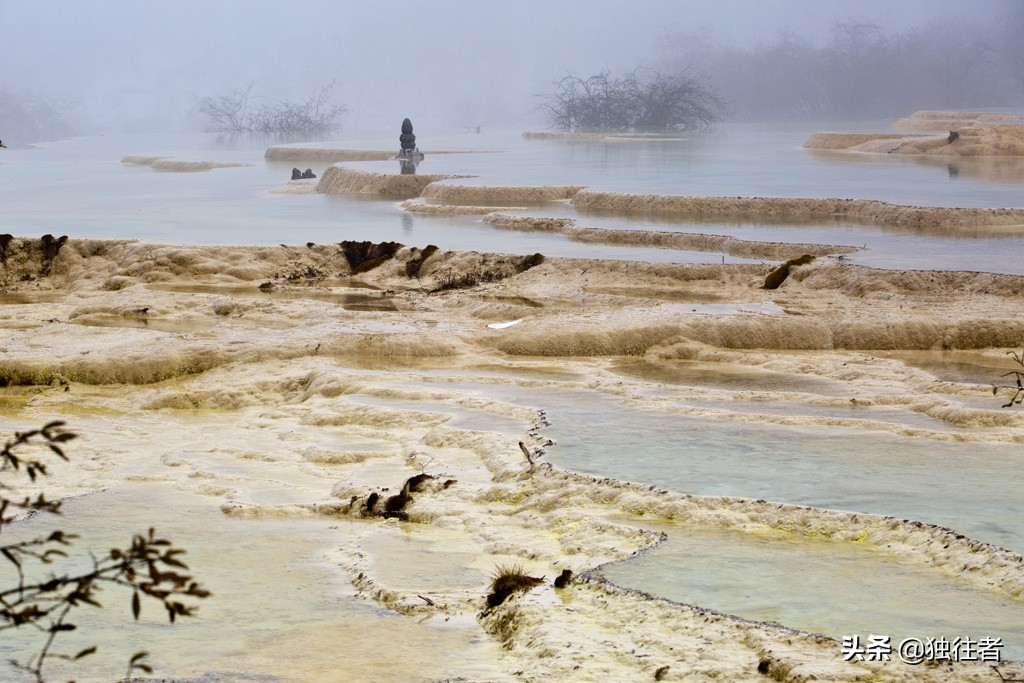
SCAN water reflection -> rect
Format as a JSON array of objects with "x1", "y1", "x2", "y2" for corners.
[
  {"x1": 806, "y1": 147, "x2": 1024, "y2": 184},
  {"x1": 0, "y1": 291, "x2": 65, "y2": 305},
  {"x1": 147, "y1": 283, "x2": 403, "y2": 311},
  {"x1": 600, "y1": 524, "x2": 1024, "y2": 660},
  {"x1": 536, "y1": 389, "x2": 1024, "y2": 552},
  {"x1": 0, "y1": 483, "x2": 508, "y2": 681},
  {"x1": 4, "y1": 127, "x2": 1024, "y2": 273},
  {"x1": 609, "y1": 359, "x2": 846, "y2": 394}
]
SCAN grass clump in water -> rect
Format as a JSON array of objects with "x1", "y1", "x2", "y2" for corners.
[{"x1": 486, "y1": 563, "x2": 543, "y2": 608}]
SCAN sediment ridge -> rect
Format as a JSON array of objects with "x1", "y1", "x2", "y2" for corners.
[
  {"x1": 571, "y1": 190, "x2": 1024, "y2": 230},
  {"x1": 482, "y1": 213, "x2": 858, "y2": 260},
  {"x1": 315, "y1": 165, "x2": 471, "y2": 199},
  {"x1": 805, "y1": 110, "x2": 1024, "y2": 158},
  {"x1": 420, "y1": 182, "x2": 586, "y2": 205},
  {"x1": 3, "y1": 235, "x2": 1023, "y2": 680},
  {"x1": 121, "y1": 156, "x2": 251, "y2": 172}
]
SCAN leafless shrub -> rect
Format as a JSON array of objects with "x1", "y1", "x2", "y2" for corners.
[
  {"x1": 0, "y1": 90, "x2": 77, "y2": 147},
  {"x1": 1, "y1": 422, "x2": 209, "y2": 681},
  {"x1": 998, "y1": 349, "x2": 1024, "y2": 408},
  {"x1": 197, "y1": 81, "x2": 346, "y2": 136},
  {"x1": 541, "y1": 68, "x2": 725, "y2": 134}
]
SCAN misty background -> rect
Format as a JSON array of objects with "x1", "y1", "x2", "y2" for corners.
[{"x1": 2, "y1": 0, "x2": 1023, "y2": 145}]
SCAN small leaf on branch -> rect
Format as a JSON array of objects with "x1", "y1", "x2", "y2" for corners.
[{"x1": 75, "y1": 645, "x2": 98, "y2": 660}]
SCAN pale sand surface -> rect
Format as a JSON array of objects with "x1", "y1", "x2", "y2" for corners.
[
  {"x1": 121, "y1": 155, "x2": 252, "y2": 172},
  {"x1": 316, "y1": 165, "x2": 471, "y2": 199},
  {"x1": 1, "y1": 235, "x2": 1023, "y2": 681},
  {"x1": 480, "y1": 213, "x2": 858, "y2": 260},
  {"x1": 805, "y1": 110, "x2": 1024, "y2": 160}
]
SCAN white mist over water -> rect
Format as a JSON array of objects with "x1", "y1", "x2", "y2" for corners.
[
  {"x1": 3, "y1": 126, "x2": 1024, "y2": 272},
  {"x1": 1, "y1": 0, "x2": 1001, "y2": 133},
  {"x1": 2, "y1": 2, "x2": 1023, "y2": 678},
  {"x1": 3, "y1": 111, "x2": 1024, "y2": 678}
]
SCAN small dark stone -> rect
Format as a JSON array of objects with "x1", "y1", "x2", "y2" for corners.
[
  {"x1": 364, "y1": 492, "x2": 379, "y2": 512},
  {"x1": 518, "y1": 253, "x2": 546, "y2": 272},
  {"x1": 301, "y1": 168, "x2": 316, "y2": 179},
  {"x1": 947, "y1": 130, "x2": 960, "y2": 144},
  {"x1": 40, "y1": 234, "x2": 68, "y2": 275},
  {"x1": 486, "y1": 570, "x2": 543, "y2": 608},
  {"x1": 405, "y1": 473, "x2": 435, "y2": 493},
  {"x1": 553, "y1": 569, "x2": 573, "y2": 588},
  {"x1": 763, "y1": 254, "x2": 814, "y2": 290},
  {"x1": 291, "y1": 168, "x2": 303, "y2": 180},
  {"x1": 384, "y1": 489, "x2": 410, "y2": 512},
  {"x1": 405, "y1": 244, "x2": 440, "y2": 278},
  {"x1": 0, "y1": 234, "x2": 13, "y2": 263},
  {"x1": 339, "y1": 240, "x2": 404, "y2": 274}
]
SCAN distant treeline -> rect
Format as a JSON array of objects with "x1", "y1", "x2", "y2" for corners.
[
  {"x1": 0, "y1": 89, "x2": 77, "y2": 147},
  {"x1": 660, "y1": 10, "x2": 1024, "y2": 121},
  {"x1": 541, "y1": 68, "x2": 727, "y2": 134},
  {"x1": 196, "y1": 82, "x2": 346, "y2": 137}
]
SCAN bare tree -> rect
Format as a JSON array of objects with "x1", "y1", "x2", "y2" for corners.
[
  {"x1": 0, "y1": 90, "x2": 77, "y2": 147},
  {"x1": 1, "y1": 422, "x2": 209, "y2": 681},
  {"x1": 197, "y1": 81, "x2": 346, "y2": 136},
  {"x1": 998, "y1": 349, "x2": 1024, "y2": 408},
  {"x1": 658, "y1": 10, "x2": 1023, "y2": 123},
  {"x1": 541, "y1": 68, "x2": 725, "y2": 134},
  {"x1": 1000, "y1": 3, "x2": 1024, "y2": 97},
  {"x1": 196, "y1": 82, "x2": 257, "y2": 134}
]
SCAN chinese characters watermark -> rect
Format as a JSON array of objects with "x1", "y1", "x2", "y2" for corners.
[{"x1": 841, "y1": 635, "x2": 1004, "y2": 664}]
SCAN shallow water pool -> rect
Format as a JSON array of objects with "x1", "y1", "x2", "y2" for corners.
[{"x1": 600, "y1": 524, "x2": 1024, "y2": 661}]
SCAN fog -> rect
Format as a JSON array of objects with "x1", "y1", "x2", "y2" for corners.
[{"x1": 0, "y1": 0, "x2": 1019, "y2": 140}]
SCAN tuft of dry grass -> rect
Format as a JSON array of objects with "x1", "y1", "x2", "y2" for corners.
[{"x1": 486, "y1": 563, "x2": 543, "y2": 608}]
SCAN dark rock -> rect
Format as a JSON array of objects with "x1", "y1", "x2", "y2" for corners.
[
  {"x1": 486, "y1": 570, "x2": 543, "y2": 608},
  {"x1": 948, "y1": 130, "x2": 960, "y2": 144},
  {"x1": 763, "y1": 254, "x2": 814, "y2": 290},
  {"x1": 291, "y1": 168, "x2": 303, "y2": 180},
  {"x1": 405, "y1": 244, "x2": 439, "y2": 278},
  {"x1": 0, "y1": 234, "x2": 12, "y2": 263},
  {"x1": 40, "y1": 234, "x2": 68, "y2": 275},
  {"x1": 518, "y1": 253, "x2": 546, "y2": 272},
  {"x1": 405, "y1": 473, "x2": 435, "y2": 492},
  {"x1": 339, "y1": 240, "x2": 404, "y2": 274},
  {"x1": 301, "y1": 168, "x2": 316, "y2": 179},
  {"x1": 553, "y1": 569, "x2": 573, "y2": 588}
]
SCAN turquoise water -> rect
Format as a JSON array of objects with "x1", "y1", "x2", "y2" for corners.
[
  {"x1": 3, "y1": 125, "x2": 1024, "y2": 272},
  {"x1": 600, "y1": 525, "x2": 1024, "y2": 661},
  {"x1": 3, "y1": 126, "x2": 1023, "y2": 663},
  {"x1": 420, "y1": 382, "x2": 1024, "y2": 555},
  {"x1": 392, "y1": 378, "x2": 1024, "y2": 659}
]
